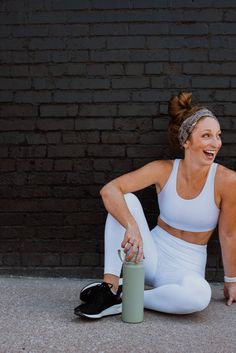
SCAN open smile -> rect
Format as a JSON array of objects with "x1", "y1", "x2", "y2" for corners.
[{"x1": 203, "y1": 150, "x2": 216, "y2": 159}]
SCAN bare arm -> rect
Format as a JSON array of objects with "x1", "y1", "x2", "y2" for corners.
[
  {"x1": 100, "y1": 160, "x2": 167, "y2": 262},
  {"x1": 218, "y1": 169, "x2": 236, "y2": 305}
]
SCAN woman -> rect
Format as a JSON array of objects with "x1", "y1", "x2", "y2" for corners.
[{"x1": 74, "y1": 92, "x2": 236, "y2": 319}]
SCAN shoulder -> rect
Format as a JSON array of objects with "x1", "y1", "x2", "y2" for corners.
[
  {"x1": 216, "y1": 163, "x2": 236, "y2": 199},
  {"x1": 146, "y1": 159, "x2": 174, "y2": 192},
  {"x1": 143, "y1": 159, "x2": 174, "y2": 176}
]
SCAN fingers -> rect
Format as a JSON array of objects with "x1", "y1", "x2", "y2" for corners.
[
  {"x1": 124, "y1": 241, "x2": 144, "y2": 263},
  {"x1": 224, "y1": 284, "x2": 236, "y2": 306},
  {"x1": 121, "y1": 230, "x2": 144, "y2": 263},
  {"x1": 227, "y1": 297, "x2": 234, "y2": 306}
]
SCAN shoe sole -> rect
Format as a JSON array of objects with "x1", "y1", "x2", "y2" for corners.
[{"x1": 75, "y1": 303, "x2": 122, "y2": 319}]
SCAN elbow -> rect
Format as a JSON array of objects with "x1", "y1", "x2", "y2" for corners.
[
  {"x1": 100, "y1": 184, "x2": 108, "y2": 198},
  {"x1": 100, "y1": 182, "x2": 113, "y2": 199},
  {"x1": 100, "y1": 182, "x2": 121, "y2": 200}
]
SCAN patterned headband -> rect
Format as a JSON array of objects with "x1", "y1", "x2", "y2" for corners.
[{"x1": 178, "y1": 108, "x2": 219, "y2": 146}]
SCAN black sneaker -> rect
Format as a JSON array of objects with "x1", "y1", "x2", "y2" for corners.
[
  {"x1": 80, "y1": 281, "x2": 103, "y2": 302},
  {"x1": 74, "y1": 282, "x2": 122, "y2": 319},
  {"x1": 80, "y1": 279, "x2": 123, "y2": 302}
]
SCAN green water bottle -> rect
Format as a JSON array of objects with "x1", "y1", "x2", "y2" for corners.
[{"x1": 118, "y1": 250, "x2": 144, "y2": 323}]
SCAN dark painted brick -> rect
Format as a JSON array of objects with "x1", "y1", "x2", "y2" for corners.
[
  {"x1": 192, "y1": 77, "x2": 230, "y2": 88},
  {"x1": 15, "y1": 91, "x2": 52, "y2": 104},
  {"x1": 54, "y1": 160, "x2": 73, "y2": 171},
  {"x1": 0, "y1": 105, "x2": 38, "y2": 117},
  {"x1": 125, "y1": 63, "x2": 144, "y2": 75},
  {"x1": 145, "y1": 63, "x2": 163, "y2": 74},
  {"x1": 106, "y1": 63, "x2": 125, "y2": 75},
  {"x1": 118, "y1": 103, "x2": 158, "y2": 116},
  {"x1": 54, "y1": 91, "x2": 92, "y2": 103},
  {"x1": 93, "y1": 90, "x2": 130, "y2": 102},
  {"x1": 170, "y1": 49, "x2": 208, "y2": 62},
  {"x1": 112, "y1": 77, "x2": 149, "y2": 89},
  {"x1": 80, "y1": 104, "x2": 117, "y2": 116},
  {"x1": 209, "y1": 23, "x2": 236, "y2": 34},
  {"x1": 87, "y1": 64, "x2": 106, "y2": 76},
  {"x1": 133, "y1": 0, "x2": 169, "y2": 8},
  {"x1": 67, "y1": 37, "x2": 106, "y2": 50},
  {"x1": 107, "y1": 36, "x2": 145, "y2": 49},
  {"x1": 132, "y1": 90, "x2": 169, "y2": 102},
  {"x1": 140, "y1": 131, "x2": 168, "y2": 144},
  {"x1": 34, "y1": 159, "x2": 54, "y2": 171},
  {"x1": 130, "y1": 49, "x2": 169, "y2": 62},
  {"x1": 209, "y1": 49, "x2": 236, "y2": 61},
  {"x1": 37, "y1": 118, "x2": 74, "y2": 131},
  {"x1": 0, "y1": 160, "x2": 15, "y2": 171},
  {"x1": 87, "y1": 144, "x2": 125, "y2": 157},
  {"x1": 171, "y1": 0, "x2": 213, "y2": 8},
  {"x1": 74, "y1": 159, "x2": 94, "y2": 171},
  {"x1": 63, "y1": 131, "x2": 100, "y2": 144},
  {"x1": 129, "y1": 24, "x2": 169, "y2": 35},
  {"x1": 10, "y1": 65, "x2": 29, "y2": 77},
  {"x1": 75, "y1": 118, "x2": 113, "y2": 130},
  {"x1": 0, "y1": 132, "x2": 25, "y2": 144},
  {"x1": 91, "y1": 49, "x2": 130, "y2": 62},
  {"x1": 48, "y1": 145, "x2": 86, "y2": 158},
  {"x1": 91, "y1": 23, "x2": 129, "y2": 35},
  {"x1": 40, "y1": 105, "x2": 78, "y2": 117},
  {"x1": 0, "y1": 78, "x2": 31, "y2": 90},
  {"x1": 9, "y1": 146, "x2": 47, "y2": 158},
  {"x1": 101, "y1": 131, "x2": 139, "y2": 144},
  {"x1": 127, "y1": 145, "x2": 168, "y2": 158},
  {"x1": 91, "y1": 0, "x2": 131, "y2": 9},
  {"x1": 0, "y1": 0, "x2": 234, "y2": 277},
  {"x1": 147, "y1": 36, "x2": 208, "y2": 49},
  {"x1": 51, "y1": 0, "x2": 91, "y2": 10},
  {"x1": 114, "y1": 117, "x2": 152, "y2": 131},
  {"x1": 11, "y1": 24, "x2": 49, "y2": 38}
]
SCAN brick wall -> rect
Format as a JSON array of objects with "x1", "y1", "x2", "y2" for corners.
[{"x1": 0, "y1": 0, "x2": 236, "y2": 280}]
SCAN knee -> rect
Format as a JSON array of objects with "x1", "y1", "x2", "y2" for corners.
[{"x1": 183, "y1": 275, "x2": 212, "y2": 313}]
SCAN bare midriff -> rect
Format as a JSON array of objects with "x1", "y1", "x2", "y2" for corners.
[{"x1": 157, "y1": 216, "x2": 214, "y2": 245}]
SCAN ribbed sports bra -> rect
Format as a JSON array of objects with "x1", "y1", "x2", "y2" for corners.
[{"x1": 158, "y1": 159, "x2": 220, "y2": 232}]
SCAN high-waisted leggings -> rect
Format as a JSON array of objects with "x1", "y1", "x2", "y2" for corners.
[{"x1": 104, "y1": 193, "x2": 212, "y2": 314}]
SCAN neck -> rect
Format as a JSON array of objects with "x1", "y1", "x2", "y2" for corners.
[{"x1": 181, "y1": 157, "x2": 211, "y2": 182}]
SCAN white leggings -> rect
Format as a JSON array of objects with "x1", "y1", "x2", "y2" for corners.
[{"x1": 104, "y1": 193, "x2": 211, "y2": 314}]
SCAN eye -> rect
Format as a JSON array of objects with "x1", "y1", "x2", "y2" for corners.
[{"x1": 202, "y1": 133, "x2": 210, "y2": 138}]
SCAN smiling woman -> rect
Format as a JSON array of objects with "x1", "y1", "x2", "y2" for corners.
[{"x1": 74, "y1": 91, "x2": 236, "y2": 319}]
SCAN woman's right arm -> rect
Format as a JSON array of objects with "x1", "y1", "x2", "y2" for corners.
[{"x1": 100, "y1": 160, "x2": 167, "y2": 262}]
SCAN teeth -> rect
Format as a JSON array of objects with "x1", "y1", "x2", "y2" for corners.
[{"x1": 205, "y1": 150, "x2": 215, "y2": 155}]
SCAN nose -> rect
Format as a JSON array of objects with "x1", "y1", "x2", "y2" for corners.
[{"x1": 210, "y1": 136, "x2": 222, "y2": 148}]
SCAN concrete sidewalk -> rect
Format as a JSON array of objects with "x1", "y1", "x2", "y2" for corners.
[{"x1": 0, "y1": 276, "x2": 235, "y2": 353}]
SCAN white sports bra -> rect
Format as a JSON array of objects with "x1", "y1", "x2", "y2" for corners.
[{"x1": 158, "y1": 159, "x2": 220, "y2": 232}]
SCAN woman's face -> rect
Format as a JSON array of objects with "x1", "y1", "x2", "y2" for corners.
[{"x1": 183, "y1": 117, "x2": 222, "y2": 164}]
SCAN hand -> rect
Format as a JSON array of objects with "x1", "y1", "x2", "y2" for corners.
[
  {"x1": 121, "y1": 224, "x2": 144, "y2": 263},
  {"x1": 224, "y1": 282, "x2": 236, "y2": 306}
]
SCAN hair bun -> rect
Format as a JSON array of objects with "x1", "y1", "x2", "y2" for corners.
[
  {"x1": 168, "y1": 91, "x2": 201, "y2": 149},
  {"x1": 168, "y1": 91, "x2": 192, "y2": 123}
]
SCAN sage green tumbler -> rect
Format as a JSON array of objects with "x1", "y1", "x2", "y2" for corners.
[{"x1": 120, "y1": 252, "x2": 144, "y2": 323}]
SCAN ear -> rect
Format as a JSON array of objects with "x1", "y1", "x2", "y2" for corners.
[{"x1": 183, "y1": 139, "x2": 190, "y2": 149}]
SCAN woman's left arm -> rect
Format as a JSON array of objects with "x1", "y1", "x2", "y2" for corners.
[{"x1": 218, "y1": 170, "x2": 236, "y2": 306}]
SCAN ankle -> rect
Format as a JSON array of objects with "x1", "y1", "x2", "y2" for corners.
[{"x1": 103, "y1": 274, "x2": 119, "y2": 293}]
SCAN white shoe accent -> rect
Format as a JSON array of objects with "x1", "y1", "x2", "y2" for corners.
[
  {"x1": 81, "y1": 281, "x2": 101, "y2": 293},
  {"x1": 79, "y1": 303, "x2": 122, "y2": 319}
]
